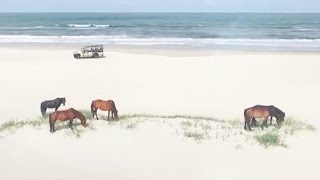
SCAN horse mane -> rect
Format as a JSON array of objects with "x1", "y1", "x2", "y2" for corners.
[
  {"x1": 71, "y1": 108, "x2": 86, "y2": 121},
  {"x1": 111, "y1": 101, "x2": 117, "y2": 112},
  {"x1": 274, "y1": 107, "x2": 285, "y2": 116},
  {"x1": 269, "y1": 106, "x2": 285, "y2": 118}
]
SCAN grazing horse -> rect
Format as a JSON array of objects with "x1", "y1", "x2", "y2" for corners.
[
  {"x1": 244, "y1": 105, "x2": 285, "y2": 131},
  {"x1": 40, "y1": 97, "x2": 66, "y2": 117},
  {"x1": 91, "y1": 99, "x2": 118, "y2": 120},
  {"x1": 251, "y1": 105, "x2": 286, "y2": 127},
  {"x1": 49, "y1": 108, "x2": 87, "y2": 133}
]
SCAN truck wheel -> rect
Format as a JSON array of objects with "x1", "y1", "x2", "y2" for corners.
[
  {"x1": 74, "y1": 54, "x2": 81, "y2": 59},
  {"x1": 93, "y1": 53, "x2": 99, "y2": 58}
]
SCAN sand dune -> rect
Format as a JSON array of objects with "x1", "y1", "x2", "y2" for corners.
[{"x1": 0, "y1": 47, "x2": 320, "y2": 179}]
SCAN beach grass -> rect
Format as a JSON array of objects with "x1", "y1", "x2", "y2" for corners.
[
  {"x1": 0, "y1": 114, "x2": 316, "y2": 147},
  {"x1": 255, "y1": 130, "x2": 284, "y2": 148}
]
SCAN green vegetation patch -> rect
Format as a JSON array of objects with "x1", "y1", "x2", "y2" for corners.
[{"x1": 255, "y1": 130, "x2": 283, "y2": 147}]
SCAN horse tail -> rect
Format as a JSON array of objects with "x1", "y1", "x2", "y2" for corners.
[
  {"x1": 91, "y1": 101, "x2": 95, "y2": 118},
  {"x1": 49, "y1": 112, "x2": 53, "y2": 132},
  {"x1": 243, "y1": 109, "x2": 247, "y2": 130},
  {"x1": 243, "y1": 108, "x2": 251, "y2": 130},
  {"x1": 40, "y1": 102, "x2": 46, "y2": 117}
]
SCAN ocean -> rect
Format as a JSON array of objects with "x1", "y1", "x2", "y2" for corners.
[{"x1": 1, "y1": 13, "x2": 320, "y2": 51}]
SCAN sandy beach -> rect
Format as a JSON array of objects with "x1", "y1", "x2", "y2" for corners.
[{"x1": 0, "y1": 46, "x2": 320, "y2": 179}]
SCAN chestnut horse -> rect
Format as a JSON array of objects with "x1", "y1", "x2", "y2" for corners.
[
  {"x1": 91, "y1": 99, "x2": 118, "y2": 120},
  {"x1": 49, "y1": 108, "x2": 87, "y2": 133},
  {"x1": 244, "y1": 105, "x2": 285, "y2": 131}
]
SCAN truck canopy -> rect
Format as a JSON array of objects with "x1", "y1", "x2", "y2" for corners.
[{"x1": 82, "y1": 45, "x2": 103, "y2": 52}]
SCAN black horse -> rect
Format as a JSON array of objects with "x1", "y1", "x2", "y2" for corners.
[{"x1": 40, "y1": 97, "x2": 66, "y2": 117}]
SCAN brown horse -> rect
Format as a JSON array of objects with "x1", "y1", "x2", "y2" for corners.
[
  {"x1": 91, "y1": 99, "x2": 118, "y2": 120},
  {"x1": 251, "y1": 105, "x2": 286, "y2": 127},
  {"x1": 49, "y1": 108, "x2": 87, "y2": 133},
  {"x1": 244, "y1": 105, "x2": 285, "y2": 131}
]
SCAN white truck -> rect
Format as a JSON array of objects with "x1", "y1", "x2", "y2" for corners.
[{"x1": 73, "y1": 45, "x2": 104, "y2": 59}]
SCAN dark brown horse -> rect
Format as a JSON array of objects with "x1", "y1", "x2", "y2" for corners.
[
  {"x1": 49, "y1": 108, "x2": 87, "y2": 133},
  {"x1": 251, "y1": 105, "x2": 286, "y2": 127},
  {"x1": 91, "y1": 99, "x2": 118, "y2": 120},
  {"x1": 244, "y1": 105, "x2": 285, "y2": 131}
]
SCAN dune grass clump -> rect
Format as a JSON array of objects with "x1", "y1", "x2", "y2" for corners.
[
  {"x1": 282, "y1": 117, "x2": 317, "y2": 135},
  {"x1": 0, "y1": 117, "x2": 46, "y2": 133},
  {"x1": 124, "y1": 120, "x2": 140, "y2": 129},
  {"x1": 117, "y1": 113, "x2": 223, "y2": 123},
  {"x1": 183, "y1": 131, "x2": 208, "y2": 143},
  {"x1": 248, "y1": 117, "x2": 316, "y2": 148},
  {"x1": 0, "y1": 117, "x2": 47, "y2": 138},
  {"x1": 65, "y1": 126, "x2": 85, "y2": 138},
  {"x1": 255, "y1": 130, "x2": 284, "y2": 148}
]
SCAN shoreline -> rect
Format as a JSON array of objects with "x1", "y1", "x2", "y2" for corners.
[{"x1": 2, "y1": 43, "x2": 320, "y2": 57}]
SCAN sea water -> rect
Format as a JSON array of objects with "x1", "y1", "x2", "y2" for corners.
[{"x1": 1, "y1": 13, "x2": 320, "y2": 51}]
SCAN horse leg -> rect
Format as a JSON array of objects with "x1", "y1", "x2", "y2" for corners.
[
  {"x1": 50, "y1": 121, "x2": 53, "y2": 133},
  {"x1": 248, "y1": 119, "x2": 252, "y2": 131},
  {"x1": 245, "y1": 118, "x2": 252, "y2": 131},
  {"x1": 270, "y1": 116, "x2": 273, "y2": 125},
  {"x1": 265, "y1": 117, "x2": 268, "y2": 128},
  {"x1": 276, "y1": 118, "x2": 281, "y2": 127},
  {"x1": 261, "y1": 117, "x2": 268, "y2": 130},
  {"x1": 95, "y1": 110, "x2": 99, "y2": 120},
  {"x1": 69, "y1": 119, "x2": 74, "y2": 130},
  {"x1": 108, "y1": 111, "x2": 110, "y2": 121},
  {"x1": 52, "y1": 121, "x2": 55, "y2": 132},
  {"x1": 251, "y1": 118, "x2": 258, "y2": 127}
]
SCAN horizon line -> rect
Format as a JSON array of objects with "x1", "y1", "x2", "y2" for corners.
[{"x1": 1, "y1": 11, "x2": 320, "y2": 14}]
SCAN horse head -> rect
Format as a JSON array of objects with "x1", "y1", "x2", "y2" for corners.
[
  {"x1": 80, "y1": 116, "x2": 88, "y2": 127},
  {"x1": 61, "y1": 97, "x2": 66, "y2": 106},
  {"x1": 114, "y1": 110, "x2": 119, "y2": 120},
  {"x1": 271, "y1": 106, "x2": 285, "y2": 124},
  {"x1": 82, "y1": 121, "x2": 88, "y2": 127}
]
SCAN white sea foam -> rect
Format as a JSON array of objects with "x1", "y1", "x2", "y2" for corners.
[
  {"x1": 95, "y1": 24, "x2": 111, "y2": 28},
  {"x1": 68, "y1": 24, "x2": 93, "y2": 28},
  {"x1": 293, "y1": 26, "x2": 318, "y2": 31},
  {"x1": 67, "y1": 24, "x2": 110, "y2": 28}
]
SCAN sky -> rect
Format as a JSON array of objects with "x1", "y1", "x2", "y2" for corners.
[{"x1": 1, "y1": 0, "x2": 320, "y2": 13}]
